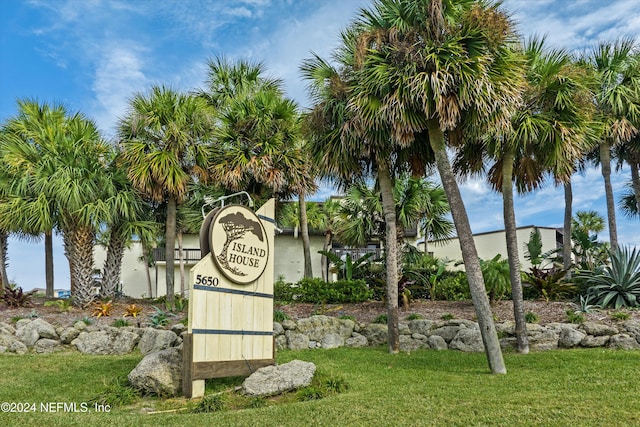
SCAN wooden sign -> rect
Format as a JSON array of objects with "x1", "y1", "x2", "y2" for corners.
[{"x1": 183, "y1": 199, "x2": 275, "y2": 398}]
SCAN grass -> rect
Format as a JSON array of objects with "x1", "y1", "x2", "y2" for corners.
[{"x1": 0, "y1": 348, "x2": 639, "y2": 426}]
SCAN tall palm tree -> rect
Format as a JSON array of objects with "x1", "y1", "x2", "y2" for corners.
[
  {"x1": 455, "y1": 38, "x2": 593, "y2": 353},
  {"x1": 343, "y1": 0, "x2": 524, "y2": 373},
  {"x1": 0, "y1": 101, "x2": 64, "y2": 297},
  {"x1": 119, "y1": 86, "x2": 213, "y2": 309},
  {"x1": 586, "y1": 39, "x2": 640, "y2": 248}
]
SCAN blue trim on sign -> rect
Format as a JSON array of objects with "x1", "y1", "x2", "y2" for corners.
[
  {"x1": 258, "y1": 214, "x2": 276, "y2": 224},
  {"x1": 192, "y1": 329, "x2": 273, "y2": 336},
  {"x1": 193, "y1": 285, "x2": 273, "y2": 299}
]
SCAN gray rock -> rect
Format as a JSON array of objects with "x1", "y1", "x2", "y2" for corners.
[
  {"x1": 360, "y1": 324, "x2": 388, "y2": 346},
  {"x1": 558, "y1": 328, "x2": 586, "y2": 348},
  {"x1": 0, "y1": 345, "x2": 6, "y2": 353},
  {"x1": 427, "y1": 335, "x2": 448, "y2": 351},
  {"x1": 408, "y1": 319, "x2": 434, "y2": 335},
  {"x1": 608, "y1": 334, "x2": 640, "y2": 350},
  {"x1": 35, "y1": 338, "x2": 63, "y2": 354},
  {"x1": 242, "y1": 360, "x2": 316, "y2": 397},
  {"x1": 285, "y1": 330, "x2": 309, "y2": 350},
  {"x1": 73, "y1": 321, "x2": 87, "y2": 331},
  {"x1": 621, "y1": 320, "x2": 640, "y2": 340},
  {"x1": 72, "y1": 327, "x2": 139, "y2": 354},
  {"x1": 296, "y1": 315, "x2": 354, "y2": 341},
  {"x1": 170, "y1": 323, "x2": 186, "y2": 336},
  {"x1": 0, "y1": 322, "x2": 15, "y2": 335},
  {"x1": 345, "y1": 333, "x2": 368, "y2": 348},
  {"x1": 281, "y1": 319, "x2": 296, "y2": 330},
  {"x1": 308, "y1": 340, "x2": 317, "y2": 349},
  {"x1": 138, "y1": 328, "x2": 178, "y2": 355},
  {"x1": 320, "y1": 333, "x2": 344, "y2": 349},
  {"x1": 275, "y1": 335, "x2": 288, "y2": 351},
  {"x1": 399, "y1": 335, "x2": 423, "y2": 352},
  {"x1": 273, "y1": 322, "x2": 284, "y2": 336},
  {"x1": 528, "y1": 330, "x2": 559, "y2": 351},
  {"x1": 15, "y1": 318, "x2": 58, "y2": 347},
  {"x1": 58, "y1": 327, "x2": 81, "y2": 344},
  {"x1": 446, "y1": 319, "x2": 478, "y2": 329},
  {"x1": 15, "y1": 319, "x2": 31, "y2": 329},
  {"x1": 496, "y1": 321, "x2": 516, "y2": 336},
  {"x1": 449, "y1": 328, "x2": 484, "y2": 352},
  {"x1": 580, "y1": 322, "x2": 618, "y2": 336},
  {"x1": 128, "y1": 347, "x2": 182, "y2": 396},
  {"x1": 499, "y1": 337, "x2": 518, "y2": 351},
  {"x1": 412, "y1": 333, "x2": 428, "y2": 341},
  {"x1": 399, "y1": 323, "x2": 411, "y2": 335},
  {"x1": 9, "y1": 340, "x2": 28, "y2": 354},
  {"x1": 430, "y1": 325, "x2": 460, "y2": 343},
  {"x1": 580, "y1": 335, "x2": 610, "y2": 348}
]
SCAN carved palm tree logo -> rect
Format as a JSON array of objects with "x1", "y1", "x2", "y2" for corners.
[{"x1": 210, "y1": 205, "x2": 269, "y2": 284}]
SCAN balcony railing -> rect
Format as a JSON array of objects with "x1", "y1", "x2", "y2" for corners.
[
  {"x1": 152, "y1": 248, "x2": 202, "y2": 263},
  {"x1": 329, "y1": 247, "x2": 384, "y2": 261}
]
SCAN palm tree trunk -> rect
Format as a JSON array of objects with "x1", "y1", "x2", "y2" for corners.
[
  {"x1": 102, "y1": 227, "x2": 125, "y2": 299},
  {"x1": 299, "y1": 193, "x2": 313, "y2": 278},
  {"x1": 630, "y1": 161, "x2": 640, "y2": 216},
  {"x1": 501, "y1": 150, "x2": 529, "y2": 354},
  {"x1": 45, "y1": 231, "x2": 54, "y2": 297},
  {"x1": 165, "y1": 195, "x2": 177, "y2": 309},
  {"x1": 142, "y1": 244, "x2": 153, "y2": 298},
  {"x1": 427, "y1": 119, "x2": 506, "y2": 374},
  {"x1": 378, "y1": 162, "x2": 399, "y2": 354},
  {"x1": 63, "y1": 229, "x2": 77, "y2": 294},
  {"x1": 71, "y1": 227, "x2": 97, "y2": 307},
  {"x1": 563, "y1": 181, "x2": 573, "y2": 278},
  {"x1": 0, "y1": 231, "x2": 8, "y2": 294},
  {"x1": 321, "y1": 231, "x2": 332, "y2": 281},
  {"x1": 600, "y1": 142, "x2": 618, "y2": 247},
  {"x1": 178, "y1": 230, "x2": 185, "y2": 295}
]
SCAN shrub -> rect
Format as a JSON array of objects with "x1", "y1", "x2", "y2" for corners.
[
  {"x1": 292, "y1": 277, "x2": 372, "y2": 304},
  {"x1": 433, "y1": 272, "x2": 470, "y2": 301},
  {"x1": 440, "y1": 313, "x2": 454, "y2": 321},
  {"x1": 123, "y1": 304, "x2": 143, "y2": 318},
  {"x1": 1, "y1": 285, "x2": 37, "y2": 308},
  {"x1": 522, "y1": 267, "x2": 576, "y2": 301},
  {"x1": 111, "y1": 318, "x2": 130, "y2": 327},
  {"x1": 566, "y1": 309, "x2": 585, "y2": 324},
  {"x1": 525, "y1": 312, "x2": 539, "y2": 323},
  {"x1": 480, "y1": 255, "x2": 511, "y2": 303},
  {"x1": 274, "y1": 276, "x2": 296, "y2": 303},
  {"x1": 577, "y1": 246, "x2": 640, "y2": 309},
  {"x1": 373, "y1": 314, "x2": 387, "y2": 324},
  {"x1": 610, "y1": 311, "x2": 631, "y2": 321},
  {"x1": 406, "y1": 313, "x2": 423, "y2": 320},
  {"x1": 273, "y1": 309, "x2": 290, "y2": 322},
  {"x1": 149, "y1": 306, "x2": 173, "y2": 327},
  {"x1": 339, "y1": 315, "x2": 356, "y2": 321}
]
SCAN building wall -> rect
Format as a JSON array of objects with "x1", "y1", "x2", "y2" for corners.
[
  {"x1": 273, "y1": 234, "x2": 326, "y2": 283},
  {"x1": 428, "y1": 226, "x2": 560, "y2": 271}
]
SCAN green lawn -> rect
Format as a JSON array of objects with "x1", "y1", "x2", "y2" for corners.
[{"x1": 0, "y1": 348, "x2": 638, "y2": 426}]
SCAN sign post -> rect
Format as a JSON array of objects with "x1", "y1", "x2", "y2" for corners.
[{"x1": 182, "y1": 199, "x2": 275, "y2": 398}]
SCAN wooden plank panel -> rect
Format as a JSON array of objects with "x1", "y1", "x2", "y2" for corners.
[{"x1": 192, "y1": 358, "x2": 275, "y2": 380}]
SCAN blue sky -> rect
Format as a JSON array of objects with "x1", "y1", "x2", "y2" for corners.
[{"x1": 1, "y1": 0, "x2": 639, "y2": 290}]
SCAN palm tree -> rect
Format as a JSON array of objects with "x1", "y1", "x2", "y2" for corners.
[
  {"x1": 586, "y1": 39, "x2": 640, "y2": 248},
  {"x1": 0, "y1": 101, "x2": 64, "y2": 297},
  {"x1": 455, "y1": 38, "x2": 593, "y2": 353},
  {"x1": 343, "y1": 0, "x2": 524, "y2": 373},
  {"x1": 119, "y1": 86, "x2": 213, "y2": 309}
]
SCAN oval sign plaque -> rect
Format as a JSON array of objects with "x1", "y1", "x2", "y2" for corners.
[{"x1": 209, "y1": 205, "x2": 269, "y2": 285}]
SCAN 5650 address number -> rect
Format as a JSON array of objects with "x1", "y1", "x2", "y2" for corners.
[{"x1": 194, "y1": 274, "x2": 219, "y2": 287}]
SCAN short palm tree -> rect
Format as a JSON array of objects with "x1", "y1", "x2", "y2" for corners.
[{"x1": 119, "y1": 86, "x2": 213, "y2": 309}]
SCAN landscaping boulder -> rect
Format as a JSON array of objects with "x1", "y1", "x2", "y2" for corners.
[
  {"x1": 608, "y1": 334, "x2": 640, "y2": 350},
  {"x1": 72, "y1": 327, "x2": 139, "y2": 355},
  {"x1": 581, "y1": 335, "x2": 610, "y2": 348},
  {"x1": 580, "y1": 322, "x2": 618, "y2": 336},
  {"x1": 35, "y1": 338, "x2": 63, "y2": 354},
  {"x1": 427, "y1": 334, "x2": 448, "y2": 350},
  {"x1": 320, "y1": 333, "x2": 344, "y2": 349},
  {"x1": 430, "y1": 325, "x2": 461, "y2": 343},
  {"x1": 622, "y1": 320, "x2": 640, "y2": 341},
  {"x1": 344, "y1": 333, "x2": 368, "y2": 348},
  {"x1": 449, "y1": 328, "x2": 484, "y2": 352},
  {"x1": 242, "y1": 360, "x2": 316, "y2": 397},
  {"x1": 296, "y1": 315, "x2": 355, "y2": 341},
  {"x1": 15, "y1": 318, "x2": 58, "y2": 347},
  {"x1": 0, "y1": 322, "x2": 15, "y2": 335},
  {"x1": 58, "y1": 327, "x2": 81, "y2": 344},
  {"x1": 408, "y1": 319, "x2": 435, "y2": 336},
  {"x1": 285, "y1": 330, "x2": 309, "y2": 350},
  {"x1": 558, "y1": 328, "x2": 586, "y2": 348},
  {"x1": 128, "y1": 347, "x2": 182, "y2": 396},
  {"x1": 399, "y1": 335, "x2": 423, "y2": 352},
  {"x1": 0, "y1": 332, "x2": 27, "y2": 354},
  {"x1": 138, "y1": 328, "x2": 178, "y2": 355},
  {"x1": 360, "y1": 324, "x2": 388, "y2": 346}
]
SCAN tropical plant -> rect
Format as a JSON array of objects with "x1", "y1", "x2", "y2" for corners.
[
  {"x1": 92, "y1": 300, "x2": 114, "y2": 318},
  {"x1": 1, "y1": 285, "x2": 36, "y2": 307},
  {"x1": 123, "y1": 304, "x2": 143, "y2": 318},
  {"x1": 578, "y1": 246, "x2": 640, "y2": 309},
  {"x1": 319, "y1": 250, "x2": 375, "y2": 282},
  {"x1": 479, "y1": 255, "x2": 511, "y2": 304},
  {"x1": 119, "y1": 86, "x2": 213, "y2": 310}
]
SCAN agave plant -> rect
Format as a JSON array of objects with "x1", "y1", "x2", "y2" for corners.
[{"x1": 579, "y1": 246, "x2": 640, "y2": 309}]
